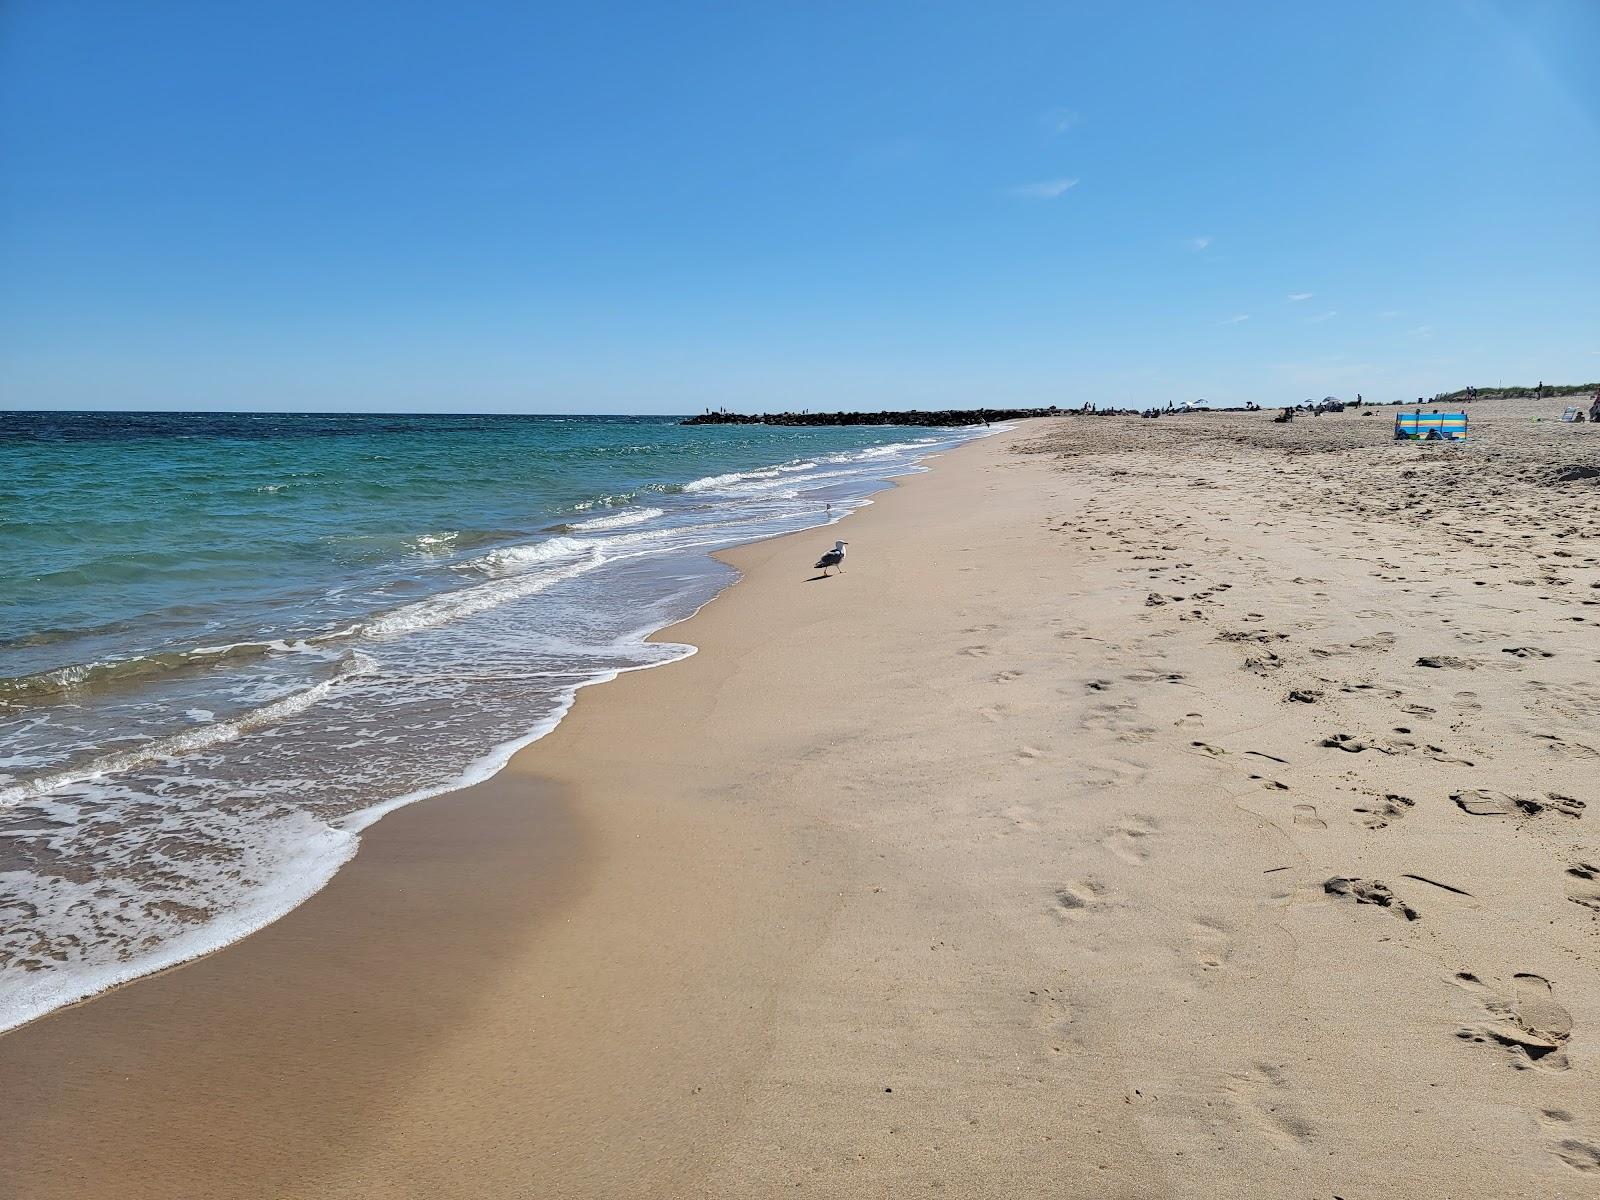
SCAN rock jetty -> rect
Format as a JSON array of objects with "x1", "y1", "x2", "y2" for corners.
[{"x1": 681, "y1": 406, "x2": 1059, "y2": 428}]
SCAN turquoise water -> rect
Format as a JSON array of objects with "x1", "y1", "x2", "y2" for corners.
[{"x1": 0, "y1": 411, "x2": 986, "y2": 1030}]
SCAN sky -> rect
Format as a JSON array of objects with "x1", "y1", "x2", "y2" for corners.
[{"x1": 2, "y1": 0, "x2": 1598, "y2": 414}]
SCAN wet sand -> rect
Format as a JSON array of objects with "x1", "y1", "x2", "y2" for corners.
[{"x1": 4, "y1": 403, "x2": 1599, "y2": 1196}]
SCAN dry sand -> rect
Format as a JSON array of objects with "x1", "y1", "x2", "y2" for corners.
[{"x1": 3, "y1": 398, "x2": 1600, "y2": 1197}]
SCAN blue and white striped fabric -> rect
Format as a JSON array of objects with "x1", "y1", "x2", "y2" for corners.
[{"x1": 1394, "y1": 411, "x2": 1468, "y2": 441}]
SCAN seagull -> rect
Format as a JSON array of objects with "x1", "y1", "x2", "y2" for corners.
[{"x1": 815, "y1": 540, "x2": 847, "y2": 575}]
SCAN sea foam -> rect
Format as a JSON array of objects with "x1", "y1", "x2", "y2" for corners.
[{"x1": 0, "y1": 412, "x2": 996, "y2": 1033}]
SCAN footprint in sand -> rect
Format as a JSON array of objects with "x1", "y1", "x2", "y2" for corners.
[
  {"x1": 1292, "y1": 804, "x2": 1325, "y2": 828},
  {"x1": 1452, "y1": 790, "x2": 1584, "y2": 819},
  {"x1": 1243, "y1": 651, "x2": 1284, "y2": 674},
  {"x1": 1534, "y1": 734, "x2": 1600, "y2": 761},
  {"x1": 1454, "y1": 971, "x2": 1574, "y2": 1070},
  {"x1": 1324, "y1": 876, "x2": 1418, "y2": 920},
  {"x1": 1024, "y1": 987, "x2": 1075, "y2": 1045},
  {"x1": 1313, "y1": 633, "x2": 1396, "y2": 658},
  {"x1": 1527, "y1": 681, "x2": 1600, "y2": 721},
  {"x1": 1188, "y1": 916, "x2": 1234, "y2": 975},
  {"x1": 1502, "y1": 645, "x2": 1555, "y2": 659},
  {"x1": 1052, "y1": 879, "x2": 1107, "y2": 916},
  {"x1": 1321, "y1": 732, "x2": 1379, "y2": 754},
  {"x1": 1102, "y1": 815, "x2": 1159, "y2": 864},
  {"x1": 1339, "y1": 681, "x2": 1405, "y2": 700},
  {"x1": 1354, "y1": 793, "x2": 1415, "y2": 830},
  {"x1": 1554, "y1": 1139, "x2": 1600, "y2": 1173},
  {"x1": 999, "y1": 804, "x2": 1041, "y2": 833},
  {"x1": 992, "y1": 668, "x2": 1024, "y2": 683},
  {"x1": 1081, "y1": 703, "x2": 1157, "y2": 743},
  {"x1": 1124, "y1": 669, "x2": 1186, "y2": 685},
  {"x1": 1565, "y1": 863, "x2": 1600, "y2": 913},
  {"x1": 1219, "y1": 629, "x2": 1289, "y2": 646},
  {"x1": 1076, "y1": 758, "x2": 1149, "y2": 790},
  {"x1": 1221, "y1": 1063, "x2": 1315, "y2": 1147},
  {"x1": 1351, "y1": 631, "x2": 1397, "y2": 652},
  {"x1": 1451, "y1": 789, "x2": 1518, "y2": 816}
]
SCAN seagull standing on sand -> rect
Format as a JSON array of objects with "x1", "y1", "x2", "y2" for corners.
[{"x1": 815, "y1": 540, "x2": 847, "y2": 575}]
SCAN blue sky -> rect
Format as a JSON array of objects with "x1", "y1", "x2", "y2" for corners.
[{"x1": 2, "y1": 0, "x2": 1597, "y2": 413}]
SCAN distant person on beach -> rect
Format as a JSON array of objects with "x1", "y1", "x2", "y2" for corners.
[{"x1": 1589, "y1": 392, "x2": 1600, "y2": 422}]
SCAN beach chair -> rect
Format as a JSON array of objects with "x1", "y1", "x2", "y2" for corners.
[
  {"x1": 1561, "y1": 406, "x2": 1581, "y2": 423},
  {"x1": 1394, "y1": 411, "x2": 1468, "y2": 441}
]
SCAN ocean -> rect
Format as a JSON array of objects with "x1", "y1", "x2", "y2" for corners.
[{"x1": 0, "y1": 410, "x2": 990, "y2": 1031}]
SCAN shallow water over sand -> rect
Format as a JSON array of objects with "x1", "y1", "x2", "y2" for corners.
[{"x1": 0, "y1": 411, "x2": 985, "y2": 1029}]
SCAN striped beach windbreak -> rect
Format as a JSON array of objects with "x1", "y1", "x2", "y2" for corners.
[{"x1": 1394, "y1": 411, "x2": 1468, "y2": 441}]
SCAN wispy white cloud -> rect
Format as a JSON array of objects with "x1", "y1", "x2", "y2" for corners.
[
  {"x1": 1409, "y1": 324, "x2": 1433, "y2": 337},
  {"x1": 1219, "y1": 313, "x2": 1250, "y2": 325},
  {"x1": 1042, "y1": 107, "x2": 1081, "y2": 135},
  {"x1": 1378, "y1": 310, "x2": 1403, "y2": 318},
  {"x1": 1009, "y1": 177, "x2": 1079, "y2": 199},
  {"x1": 1287, "y1": 292, "x2": 1313, "y2": 302},
  {"x1": 1308, "y1": 310, "x2": 1338, "y2": 322},
  {"x1": 1188, "y1": 236, "x2": 1212, "y2": 252}
]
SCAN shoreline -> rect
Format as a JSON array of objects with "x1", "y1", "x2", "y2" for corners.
[
  {"x1": 5, "y1": 403, "x2": 1598, "y2": 1196},
  {"x1": 0, "y1": 427, "x2": 993, "y2": 1037},
  {"x1": 0, "y1": 427, "x2": 1036, "y2": 1197}
]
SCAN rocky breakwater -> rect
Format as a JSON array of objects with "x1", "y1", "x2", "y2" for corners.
[{"x1": 681, "y1": 406, "x2": 1059, "y2": 428}]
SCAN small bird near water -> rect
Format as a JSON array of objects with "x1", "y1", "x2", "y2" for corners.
[{"x1": 815, "y1": 540, "x2": 847, "y2": 575}]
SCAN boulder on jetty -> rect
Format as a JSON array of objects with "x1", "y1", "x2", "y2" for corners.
[{"x1": 681, "y1": 406, "x2": 1059, "y2": 427}]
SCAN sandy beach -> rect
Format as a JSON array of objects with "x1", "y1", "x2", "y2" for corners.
[{"x1": 4, "y1": 399, "x2": 1600, "y2": 1197}]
